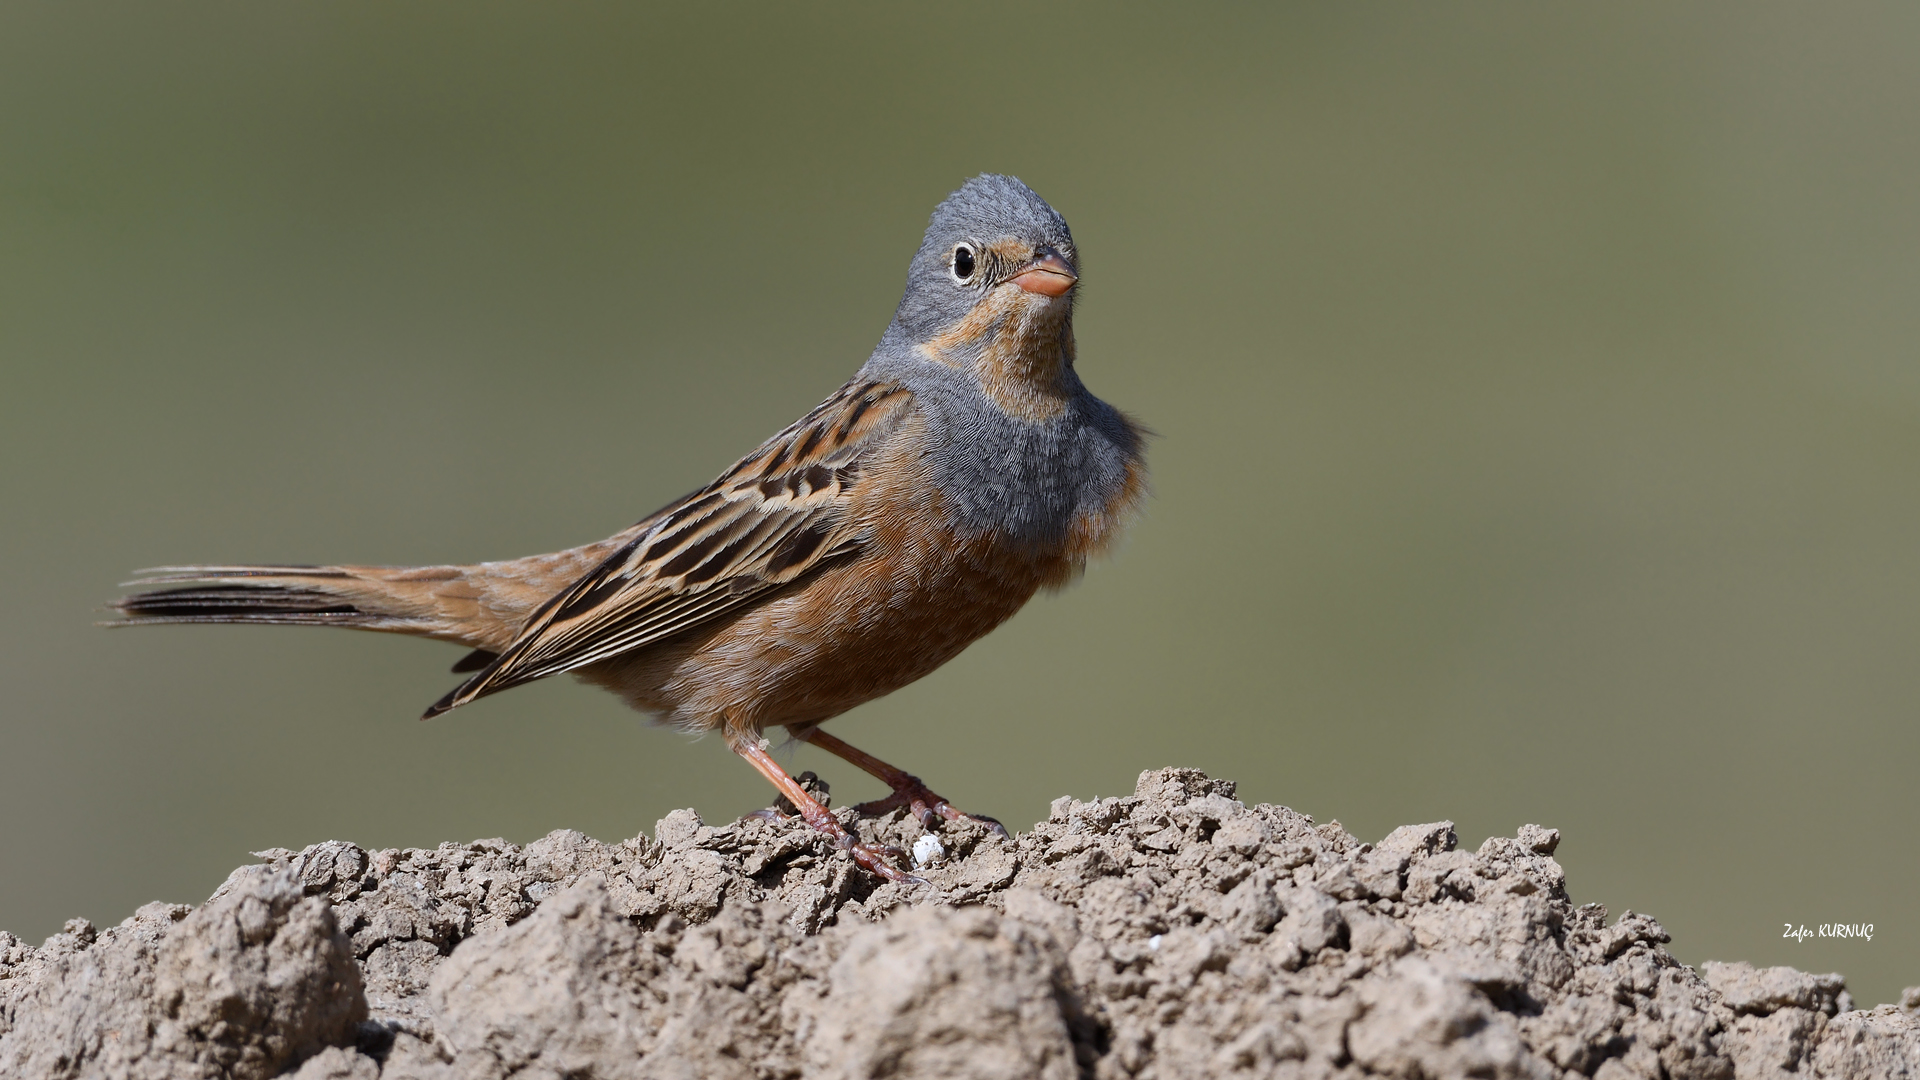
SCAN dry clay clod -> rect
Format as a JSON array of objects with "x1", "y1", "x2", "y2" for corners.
[{"x1": 3, "y1": 769, "x2": 1916, "y2": 1079}]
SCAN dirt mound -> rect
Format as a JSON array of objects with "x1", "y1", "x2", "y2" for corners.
[{"x1": 3, "y1": 768, "x2": 1916, "y2": 1079}]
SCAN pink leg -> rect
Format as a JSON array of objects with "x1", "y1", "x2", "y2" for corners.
[
  {"x1": 731, "y1": 734, "x2": 923, "y2": 884},
  {"x1": 796, "y1": 728, "x2": 1010, "y2": 839}
]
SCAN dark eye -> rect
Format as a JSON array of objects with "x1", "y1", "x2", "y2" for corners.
[{"x1": 951, "y1": 244, "x2": 976, "y2": 284}]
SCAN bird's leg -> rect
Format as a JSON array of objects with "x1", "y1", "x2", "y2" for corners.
[
  {"x1": 741, "y1": 770, "x2": 831, "y2": 823},
  {"x1": 794, "y1": 728, "x2": 1010, "y2": 839},
  {"x1": 729, "y1": 733, "x2": 924, "y2": 885}
]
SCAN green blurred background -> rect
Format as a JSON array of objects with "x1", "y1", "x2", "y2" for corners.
[{"x1": 3, "y1": 3, "x2": 1915, "y2": 1004}]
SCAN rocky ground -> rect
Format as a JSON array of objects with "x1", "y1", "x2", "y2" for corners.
[{"x1": 2, "y1": 768, "x2": 1915, "y2": 1079}]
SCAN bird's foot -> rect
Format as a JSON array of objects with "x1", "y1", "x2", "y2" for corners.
[
  {"x1": 730, "y1": 740, "x2": 925, "y2": 885},
  {"x1": 836, "y1": 834, "x2": 924, "y2": 886},
  {"x1": 747, "y1": 804, "x2": 920, "y2": 884},
  {"x1": 853, "y1": 779, "x2": 1010, "y2": 840},
  {"x1": 793, "y1": 727, "x2": 1011, "y2": 840},
  {"x1": 792, "y1": 805, "x2": 922, "y2": 885}
]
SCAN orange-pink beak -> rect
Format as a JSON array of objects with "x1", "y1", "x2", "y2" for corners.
[{"x1": 1010, "y1": 250, "x2": 1077, "y2": 297}]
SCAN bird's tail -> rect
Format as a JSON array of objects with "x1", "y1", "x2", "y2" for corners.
[
  {"x1": 110, "y1": 564, "x2": 484, "y2": 645},
  {"x1": 109, "y1": 537, "x2": 637, "y2": 677}
]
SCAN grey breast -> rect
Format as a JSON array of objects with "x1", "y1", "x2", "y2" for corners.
[{"x1": 861, "y1": 353, "x2": 1139, "y2": 548}]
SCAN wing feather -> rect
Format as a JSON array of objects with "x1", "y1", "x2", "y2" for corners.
[{"x1": 423, "y1": 379, "x2": 912, "y2": 717}]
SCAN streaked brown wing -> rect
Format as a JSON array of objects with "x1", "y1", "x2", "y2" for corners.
[{"x1": 424, "y1": 378, "x2": 913, "y2": 717}]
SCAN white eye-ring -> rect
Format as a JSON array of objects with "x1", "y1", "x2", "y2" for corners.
[{"x1": 950, "y1": 243, "x2": 978, "y2": 285}]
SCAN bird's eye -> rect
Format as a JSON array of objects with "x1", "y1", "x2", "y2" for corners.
[{"x1": 951, "y1": 244, "x2": 977, "y2": 284}]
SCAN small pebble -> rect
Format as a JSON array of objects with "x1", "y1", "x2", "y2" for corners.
[{"x1": 912, "y1": 833, "x2": 946, "y2": 868}]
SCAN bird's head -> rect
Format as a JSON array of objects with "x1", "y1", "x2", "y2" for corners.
[{"x1": 886, "y1": 175, "x2": 1081, "y2": 415}]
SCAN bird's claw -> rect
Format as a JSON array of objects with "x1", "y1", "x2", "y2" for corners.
[
  {"x1": 844, "y1": 839, "x2": 928, "y2": 886},
  {"x1": 760, "y1": 801, "x2": 924, "y2": 883},
  {"x1": 852, "y1": 790, "x2": 1010, "y2": 839}
]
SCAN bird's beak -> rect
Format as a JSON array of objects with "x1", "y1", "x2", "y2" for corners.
[{"x1": 1009, "y1": 249, "x2": 1077, "y2": 297}]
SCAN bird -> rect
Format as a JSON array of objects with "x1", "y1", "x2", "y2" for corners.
[{"x1": 110, "y1": 174, "x2": 1147, "y2": 882}]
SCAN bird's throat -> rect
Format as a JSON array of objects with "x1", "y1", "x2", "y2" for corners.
[
  {"x1": 974, "y1": 321, "x2": 1074, "y2": 421},
  {"x1": 921, "y1": 291, "x2": 1076, "y2": 421}
]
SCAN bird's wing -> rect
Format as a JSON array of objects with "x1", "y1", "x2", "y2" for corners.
[{"x1": 423, "y1": 378, "x2": 914, "y2": 717}]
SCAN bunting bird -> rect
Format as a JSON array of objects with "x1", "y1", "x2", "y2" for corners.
[{"x1": 111, "y1": 174, "x2": 1147, "y2": 882}]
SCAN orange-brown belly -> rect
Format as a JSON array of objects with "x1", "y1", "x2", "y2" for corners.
[{"x1": 576, "y1": 534, "x2": 1068, "y2": 736}]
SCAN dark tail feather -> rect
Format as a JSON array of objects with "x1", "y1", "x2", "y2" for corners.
[
  {"x1": 108, "y1": 562, "x2": 556, "y2": 717},
  {"x1": 110, "y1": 565, "x2": 414, "y2": 631},
  {"x1": 113, "y1": 584, "x2": 368, "y2": 626}
]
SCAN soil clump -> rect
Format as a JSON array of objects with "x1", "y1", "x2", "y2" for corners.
[{"x1": 3, "y1": 768, "x2": 1916, "y2": 1079}]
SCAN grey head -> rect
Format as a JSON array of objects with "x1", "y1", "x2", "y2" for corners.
[
  {"x1": 861, "y1": 176, "x2": 1143, "y2": 548},
  {"x1": 880, "y1": 174, "x2": 1079, "y2": 349}
]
